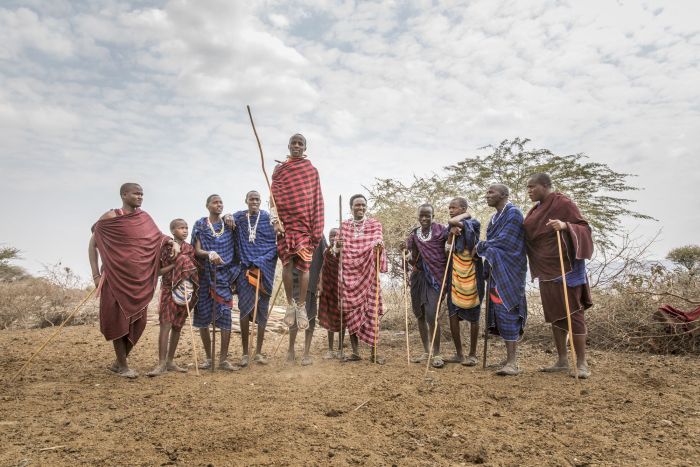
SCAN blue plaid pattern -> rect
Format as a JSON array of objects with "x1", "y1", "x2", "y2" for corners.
[
  {"x1": 488, "y1": 300, "x2": 525, "y2": 341},
  {"x1": 191, "y1": 217, "x2": 239, "y2": 330},
  {"x1": 234, "y1": 210, "x2": 278, "y2": 296}
]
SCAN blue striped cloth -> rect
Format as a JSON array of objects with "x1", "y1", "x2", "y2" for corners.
[
  {"x1": 476, "y1": 203, "x2": 528, "y2": 313},
  {"x1": 234, "y1": 210, "x2": 278, "y2": 322},
  {"x1": 191, "y1": 217, "x2": 240, "y2": 329}
]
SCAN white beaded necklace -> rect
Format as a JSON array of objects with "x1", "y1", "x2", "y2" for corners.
[
  {"x1": 352, "y1": 217, "x2": 366, "y2": 238},
  {"x1": 491, "y1": 202, "x2": 512, "y2": 226},
  {"x1": 417, "y1": 225, "x2": 432, "y2": 242},
  {"x1": 247, "y1": 211, "x2": 261, "y2": 243},
  {"x1": 207, "y1": 217, "x2": 225, "y2": 237}
]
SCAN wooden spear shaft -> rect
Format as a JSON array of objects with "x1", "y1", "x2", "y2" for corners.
[
  {"x1": 338, "y1": 195, "x2": 344, "y2": 354},
  {"x1": 556, "y1": 230, "x2": 581, "y2": 391},
  {"x1": 183, "y1": 285, "x2": 199, "y2": 376},
  {"x1": 373, "y1": 249, "x2": 381, "y2": 364},
  {"x1": 482, "y1": 276, "x2": 491, "y2": 369},
  {"x1": 403, "y1": 251, "x2": 411, "y2": 366},
  {"x1": 424, "y1": 239, "x2": 455, "y2": 378},
  {"x1": 247, "y1": 272, "x2": 261, "y2": 368}
]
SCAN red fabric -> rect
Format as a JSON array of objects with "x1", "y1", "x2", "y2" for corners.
[
  {"x1": 318, "y1": 248, "x2": 341, "y2": 332},
  {"x1": 340, "y1": 218, "x2": 388, "y2": 346},
  {"x1": 524, "y1": 192, "x2": 594, "y2": 281},
  {"x1": 93, "y1": 209, "x2": 167, "y2": 342},
  {"x1": 271, "y1": 156, "x2": 324, "y2": 263},
  {"x1": 657, "y1": 305, "x2": 700, "y2": 323},
  {"x1": 159, "y1": 241, "x2": 199, "y2": 330}
]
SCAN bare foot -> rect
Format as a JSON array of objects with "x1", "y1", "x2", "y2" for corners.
[
  {"x1": 166, "y1": 362, "x2": 188, "y2": 373},
  {"x1": 444, "y1": 353, "x2": 464, "y2": 364},
  {"x1": 108, "y1": 361, "x2": 120, "y2": 373},
  {"x1": 240, "y1": 355, "x2": 250, "y2": 368},
  {"x1": 219, "y1": 360, "x2": 241, "y2": 372},
  {"x1": 496, "y1": 363, "x2": 521, "y2": 376},
  {"x1": 539, "y1": 363, "x2": 569, "y2": 373},
  {"x1": 286, "y1": 350, "x2": 296, "y2": 363},
  {"x1": 570, "y1": 365, "x2": 591, "y2": 379},
  {"x1": 301, "y1": 355, "x2": 313, "y2": 366},
  {"x1": 147, "y1": 363, "x2": 167, "y2": 377},
  {"x1": 119, "y1": 368, "x2": 138, "y2": 379},
  {"x1": 462, "y1": 355, "x2": 478, "y2": 367}
]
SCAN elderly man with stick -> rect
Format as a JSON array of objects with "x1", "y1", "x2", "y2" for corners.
[
  {"x1": 524, "y1": 173, "x2": 593, "y2": 379},
  {"x1": 192, "y1": 194, "x2": 240, "y2": 371},
  {"x1": 270, "y1": 133, "x2": 325, "y2": 332},
  {"x1": 400, "y1": 203, "x2": 449, "y2": 369},
  {"x1": 337, "y1": 194, "x2": 388, "y2": 364},
  {"x1": 88, "y1": 183, "x2": 178, "y2": 379},
  {"x1": 476, "y1": 184, "x2": 528, "y2": 376},
  {"x1": 230, "y1": 190, "x2": 278, "y2": 367}
]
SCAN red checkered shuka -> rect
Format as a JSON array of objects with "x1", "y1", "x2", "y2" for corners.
[
  {"x1": 318, "y1": 248, "x2": 340, "y2": 332},
  {"x1": 340, "y1": 218, "x2": 388, "y2": 346},
  {"x1": 270, "y1": 157, "x2": 324, "y2": 263},
  {"x1": 159, "y1": 241, "x2": 199, "y2": 330}
]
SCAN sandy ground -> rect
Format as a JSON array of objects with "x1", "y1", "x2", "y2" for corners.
[{"x1": 1, "y1": 314, "x2": 699, "y2": 466}]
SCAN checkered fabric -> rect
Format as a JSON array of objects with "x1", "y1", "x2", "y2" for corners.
[{"x1": 159, "y1": 241, "x2": 199, "y2": 330}]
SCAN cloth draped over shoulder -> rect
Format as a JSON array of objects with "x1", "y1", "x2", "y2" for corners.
[
  {"x1": 93, "y1": 209, "x2": 167, "y2": 342},
  {"x1": 270, "y1": 156, "x2": 325, "y2": 254},
  {"x1": 523, "y1": 192, "x2": 593, "y2": 285},
  {"x1": 341, "y1": 218, "x2": 388, "y2": 345},
  {"x1": 476, "y1": 203, "x2": 528, "y2": 312},
  {"x1": 234, "y1": 210, "x2": 277, "y2": 296},
  {"x1": 159, "y1": 241, "x2": 199, "y2": 328},
  {"x1": 191, "y1": 217, "x2": 239, "y2": 307},
  {"x1": 406, "y1": 223, "x2": 449, "y2": 291},
  {"x1": 449, "y1": 218, "x2": 485, "y2": 310},
  {"x1": 318, "y1": 247, "x2": 341, "y2": 332}
]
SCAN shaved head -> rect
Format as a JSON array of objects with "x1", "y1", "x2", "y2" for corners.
[
  {"x1": 119, "y1": 182, "x2": 141, "y2": 195},
  {"x1": 490, "y1": 184, "x2": 510, "y2": 197},
  {"x1": 528, "y1": 172, "x2": 552, "y2": 188}
]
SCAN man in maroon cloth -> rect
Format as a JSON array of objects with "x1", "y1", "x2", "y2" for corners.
[
  {"x1": 524, "y1": 173, "x2": 594, "y2": 379},
  {"x1": 270, "y1": 133, "x2": 324, "y2": 332},
  {"x1": 89, "y1": 183, "x2": 176, "y2": 379}
]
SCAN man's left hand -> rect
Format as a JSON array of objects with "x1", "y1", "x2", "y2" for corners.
[{"x1": 546, "y1": 219, "x2": 567, "y2": 231}]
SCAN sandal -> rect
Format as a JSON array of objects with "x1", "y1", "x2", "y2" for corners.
[
  {"x1": 166, "y1": 362, "x2": 188, "y2": 373},
  {"x1": 539, "y1": 364, "x2": 569, "y2": 373},
  {"x1": 296, "y1": 302, "x2": 309, "y2": 330},
  {"x1": 253, "y1": 353, "x2": 268, "y2": 365},
  {"x1": 570, "y1": 366, "x2": 591, "y2": 379},
  {"x1": 118, "y1": 368, "x2": 138, "y2": 379},
  {"x1": 410, "y1": 352, "x2": 429, "y2": 364},
  {"x1": 219, "y1": 360, "x2": 241, "y2": 372},
  {"x1": 496, "y1": 364, "x2": 521, "y2": 376},
  {"x1": 240, "y1": 355, "x2": 249, "y2": 368},
  {"x1": 283, "y1": 301, "x2": 296, "y2": 327},
  {"x1": 462, "y1": 355, "x2": 478, "y2": 367},
  {"x1": 342, "y1": 353, "x2": 361, "y2": 362},
  {"x1": 431, "y1": 356, "x2": 445, "y2": 369},
  {"x1": 444, "y1": 354, "x2": 464, "y2": 364},
  {"x1": 199, "y1": 359, "x2": 212, "y2": 370},
  {"x1": 323, "y1": 350, "x2": 336, "y2": 360},
  {"x1": 301, "y1": 356, "x2": 314, "y2": 366}
]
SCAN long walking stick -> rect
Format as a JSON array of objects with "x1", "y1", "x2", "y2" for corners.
[
  {"x1": 425, "y1": 239, "x2": 455, "y2": 377},
  {"x1": 373, "y1": 249, "x2": 381, "y2": 364},
  {"x1": 337, "y1": 195, "x2": 344, "y2": 354},
  {"x1": 482, "y1": 276, "x2": 491, "y2": 369},
  {"x1": 556, "y1": 230, "x2": 580, "y2": 389},
  {"x1": 403, "y1": 251, "x2": 411, "y2": 365},
  {"x1": 210, "y1": 265, "x2": 217, "y2": 372},
  {"x1": 11, "y1": 287, "x2": 96, "y2": 382},
  {"x1": 248, "y1": 271, "x2": 262, "y2": 367},
  {"x1": 183, "y1": 288, "x2": 199, "y2": 376},
  {"x1": 247, "y1": 105, "x2": 284, "y2": 232}
]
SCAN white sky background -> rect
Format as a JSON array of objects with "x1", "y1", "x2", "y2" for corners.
[{"x1": 0, "y1": 0, "x2": 698, "y2": 279}]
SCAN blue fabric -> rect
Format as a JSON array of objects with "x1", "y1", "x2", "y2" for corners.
[
  {"x1": 488, "y1": 300, "x2": 525, "y2": 341},
  {"x1": 476, "y1": 203, "x2": 528, "y2": 312},
  {"x1": 191, "y1": 217, "x2": 240, "y2": 330},
  {"x1": 454, "y1": 218, "x2": 480, "y2": 254},
  {"x1": 449, "y1": 303, "x2": 480, "y2": 322},
  {"x1": 552, "y1": 257, "x2": 587, "y2": 286},
  {"x1": 236, "y1": 276, "x2": 270, "y2": 323}
]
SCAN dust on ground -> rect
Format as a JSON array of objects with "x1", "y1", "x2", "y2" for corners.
[{"x1": 1, "y1": 316, "x2": 698, "y2": 466}]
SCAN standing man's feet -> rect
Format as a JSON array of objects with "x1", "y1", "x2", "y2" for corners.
[
  {"x1": 461, "y1": 355, "x2": 478, "y2": 367},
  {"x1": 240, "y1": 354, "x2": 250, "y2": 368},
  {"x1": 370, "y1": 354, "x2": 386, "y2": 365},
  {"x1": 444, "y1": 353, "x2": 465, "y2": 364},
  {"x1": 118, "y1": 368, "x2": 138, "y2": 379},
  {"x1": 539, "y1": 362, "x2": 569, "y2": 373},
  {"x1": 219, "y1": 360, "x2": 241, "y2": 372},
  {"x1": 146, "y1": 363, "x2": 167, "y2": 377},
  {"x1": 166, "y1": 362, "x2": 188, "y2": 373},
  {"x1": 283, "y1": 301, "x2": 296, "y2": 327},
  {"x1": 323, "y1": 350, "x2": 336, "y2": 360},
  {"x1": 253, "y1": 353, "x2": 268, "y2": 365},
  {"x1": 410, "y1": 352, "x2": 429, "y2": 363},
  {"x1": 431, "y1": 355, "x2": 445, "y2": 368},
  {"x1": 296, "y1": 302, "x2": 309, "y2": 330},
  {"x1": 199, "y1": 358, "x2": 212, "y2": 370},
  {"x1": 570, "y1": 365, "x2": 590, "y2": 379},
  {"x1": 286, "y1": 350, "x2": 296, "y2": 363},
  {"x1": 301, "y1": 355, "x2": 313, "y2": 366},
  {"x1": 496, "y1": 363, "x2": 521, "y2": 376}
]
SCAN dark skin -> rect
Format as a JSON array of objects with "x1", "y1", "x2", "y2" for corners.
[
  {"x1": 147, "y1": 221, "x2": 189, "y2": 376},
  {"x1": 274, "y1": 135, "x2": 310, "y2": 310},
  {"x1": 446, "y1": 199, "x2": 479, "y2": 363},
  {"x1": 400, "y1": 206, "x2": 440, "y2": 357},
  {"x1": 483, "y1": 185, "x2": 518, "y2": 370},
  {"x1": 239, "y1": 191, "x2": 267, "y2": 359},
  {"x1": 527, "y1": 178, "x2": 587, "y2": 373},
  {"x1": 193, "y1": 195, "x2": 233, "y2": 366},
  {"x1": 88, "y1": 185, "x2": 176, "y2": 378},
  {"x1": 337, "y1": 198, "x2": 384, "y2": 363}
]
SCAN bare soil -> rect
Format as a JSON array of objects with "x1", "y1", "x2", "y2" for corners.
[{"x1": 1, "y1": 313, "x2": 699, "y2": 466}]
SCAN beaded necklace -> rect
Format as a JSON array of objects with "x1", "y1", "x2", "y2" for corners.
[
  {"x1": 247, "y1": 211, "x2": 260, "y2": 243},
  {"x1": 490, "y1": 202, "x2": 512, "y2": 226},
  {"x1": 352, "y1": 217, "x2": 366, "y2": 238},
  {"x1": 417, "y1": 225, "x2": 432, "y2": 242},
  {"x1": 207, "y1": 217, "x2": 225, "y2": 238}
]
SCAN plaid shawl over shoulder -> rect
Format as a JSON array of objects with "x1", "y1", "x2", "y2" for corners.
[
  {"x1": 476, "y1": 203, "x2": 527, "y2": 312},
  {"x1": 271, "y1": 156, "x2": 324, "y2": 254}
]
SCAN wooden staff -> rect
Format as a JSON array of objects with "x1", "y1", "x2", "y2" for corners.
[
  {"x1": 556, "y1": 230, "x2": 580, "y2": 389},
  {"x1": 403, "y1": 251, "x2": 411, "y2": 365},
  {"x1": 210, "y1": 265, "x2": 217, "y2": 372},
  {"x1": 11, "y1": 287, "x2": 96, "y2": 382},
  {"x1": 247, "y1": 105, "x2": 283, "y2": 232},
  {"x1": 424, "y1": 238, "x2": 455, "y2": 378},
  {"x1": 482, "y1": 276, "x2": 491, "y2": 369},
  {"x1": 247, "y1": 270, "x2": 262, "y2": 368},
  {"x1": 373, "y1": 248, "x2": 381, "y2": 364},
  {"x1": 337, "y1": 195, "x2": 344, "y2": 354},
  {"x1": 183, "y1": 286, "x2": 199, "y2": 376}
]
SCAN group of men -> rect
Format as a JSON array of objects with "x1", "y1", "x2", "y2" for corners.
[{"x1": 88, "y1": 133, "x2": 593, "y2": 379}]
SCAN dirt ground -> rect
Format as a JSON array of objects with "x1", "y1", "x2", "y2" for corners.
[{"x1": 1, "y1": 314, "x2": 699, "y2": 466}]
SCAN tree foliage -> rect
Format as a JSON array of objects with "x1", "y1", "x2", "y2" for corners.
[
  {"x1": 367, "y1": 138, "x2": 652, "y2": 276},
  {"x1": 666, "y1": 245, "x2": 700, "y2": 275},
  {"x1": 0, "y1": 246, "x2": 27, "y2": 282}
]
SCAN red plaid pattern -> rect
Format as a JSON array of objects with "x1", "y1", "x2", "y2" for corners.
[
  {"x1": 341, "y1": 218, "x2": 387, "y2": 346},
  {"x1": 271, "y1": 156, "x2": 324, "y2": 267},
  {"x1": 159, "y1": 242, "x2": 199, "y2": 331},
  {"x1": 318, "y1": 248, "x2": 340, "y2": 332}
]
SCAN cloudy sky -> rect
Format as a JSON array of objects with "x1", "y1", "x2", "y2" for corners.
[{"x1": 1, "y1": 0, "x2": 698, "y2": 279}]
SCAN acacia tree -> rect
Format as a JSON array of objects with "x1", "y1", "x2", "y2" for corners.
[
  {"x1": 0, "y1": 246, "x2": 26, "y2": 281},
  {"x1": 367, "y1": 138, "x2": 652, "y2": 278},
  {"x1": 666, "y1": 245, "x2": 700, "y2": 276}
]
